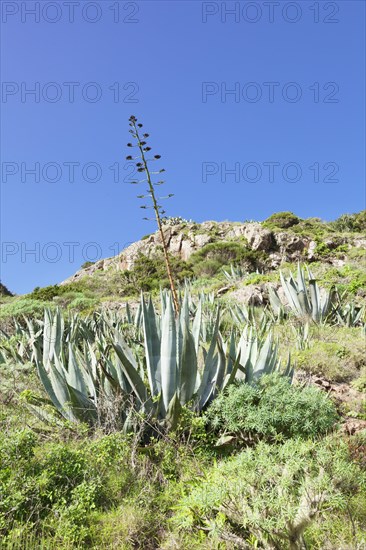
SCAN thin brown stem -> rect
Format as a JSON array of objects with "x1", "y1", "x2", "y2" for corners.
[{"x1": 131, "y1": 120, "x2": 180, "y2": 316}]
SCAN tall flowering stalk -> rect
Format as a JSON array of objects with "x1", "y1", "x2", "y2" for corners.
[{"x1": 126, "y1": 115, "x2": 180, "y2": 315}]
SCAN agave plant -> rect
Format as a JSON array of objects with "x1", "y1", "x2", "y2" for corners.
[
  {"x1": 113, "y1": 292, "x2": 241, "y2": 426},
  {"x1": 28, "y1": 291, "x2": 293, "y2": 431},
  {"x1": 29, "y1": 309, "x2": 135, "y2": 427},
  {"x1": 269, "y1": 263, "x2": 339, "y2": 324},
  {"x1": 222, "y1": 264, "x2": 248, "y2": 283},
  {"x1": 228, "y1": 303, "x2": 272, "y2": 339},
  {"x1": 0, "y1": 315, "x2": 43, "y2": 365},
  {"x1": 235, "y1": 327, "x2": 293, "y2": 383},
  {"x1": 336, "y1": 303, "x2": 365, "y2": 327}
]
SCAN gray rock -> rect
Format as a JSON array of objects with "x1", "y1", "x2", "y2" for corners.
[{"x1": 243, "y1": 223, "x2": 273, "y2": 251}]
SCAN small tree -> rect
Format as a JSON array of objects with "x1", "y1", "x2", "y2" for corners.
[{"x1": 126, "y1": 116, "x2": 179, "y2": 314}]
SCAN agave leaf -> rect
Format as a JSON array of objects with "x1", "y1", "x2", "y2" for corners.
[
  {"x1": 253, "y1": 332, "x2": 273, "y2": 381},
  {"x1": 237, "y1": 327, "x2": 250, "y2": 381},
  {"x1": 214, "y1": 333, "x2": 227, "y2": 392},
  {"x1": 165, "y1": 392, "x2": 182, "y2": 431},
  {"x1": 48, "y1": 362, "x2": 76, "y2": 421},
  {"x1": 192, "y1": 300, "x2": 202, "y2": 355},
  {"x1": 76, "y1": 344, "x2": 96, "y2": 398},
  {"x1": 322, "y1": 285, "x2": 337, "y2": 320},
  {"x1": 142, "y1": 295, "x2": 161, "y2": 395},
  {"x1": 36, "y1": 360, "x2": 63, "y2": 412},
  {"x1": 67, "y1": 344, "x2": 89, "y2": 395},
  {"x1": 268, "y1": 287, "x2": 282, "y2": 316},
  {"x1": 67, "y1": 384, "x2": 97, "y2": 425},
  {"x1": 111, "y1": 353, "x2": 131, "y2": 393},
  {"x1": 113, "y1": 341, "x2": 148, "y2": 407},
  {"x1": 198, "y1": 353, "x2": 218, "y2": 409},
  {"x1": 223, "y1": 344, "x2": 241, "y2": 388},
  {"x1": 197, "y1": 308, "x2": 220, "y2": 408},
  {"x1": 282, "y1": 353, "x2": 294, "y2": 381},
  {"x1": 280, "y1": 271, "x2": 300, "y2": 314},
  {"x1": 53, "y1": 309, "x2": 64, "y2": 359},
  {"x1": 308, "y1": 278, "x2": 320, "y2": 322},
  {"x1": 179, "y1": 310, "x2": 198, "y2": 405},
  {"x1": 160, "y1": 296, "x2": 177, "y2": 413},
  {"x1": 297, "y1": 263, "x2": 310, "y2": 312},
  {"x1": 42, "y1": 309, "x2": 52, "y2": 366},
  {"x1": 225, "y1": 330, "x2": 237, "y2": 377}
]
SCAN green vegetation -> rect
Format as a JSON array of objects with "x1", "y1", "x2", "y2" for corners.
[
  {"x1": 292, "y1": 326, "x2": 365, "y2": 382},
  {"x1": 263, "y1": 211, "x2": 301, "y2": 229},
  {"x1": 18, "y1": 294, "x2": 292, "y2": 430},
  {"x1": 190, "y1": 241, "x2": 265, "y2": 277},
  {"x1": 119, "y1": 252, "x2": 193, "y2": 295},
  {"x1": 172, "y1": 437, "x2": 366, "y2": 549},
  {"x1": 0, "y1": 283, "x2": 13, "y2": 297},
  {"x1": 269, "y1": 263, "x2": 339, "y2": 323},
  {"x1": 0, "y1": 297, "x2": 55, "y2": 320},
  {"x1": 0, "y1": 212, "x2": 365, "y2": 548},
  {"x1": 330, "y1": 210, "x2": 366, "y2": 232},
  {"x1": 206, "y1": 374, "x2": 338, "y2": 443}
]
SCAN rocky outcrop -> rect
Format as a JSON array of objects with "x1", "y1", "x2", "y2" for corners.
[
  {"x1": 229, "y1": 285, "x2": 267, "y2": 306},
  {"x1": 61, "y1": 220, "x2": 366, "y2": 285},
  {"x1": 243, "y1": 223, "x2": 273, "y2": 251}
]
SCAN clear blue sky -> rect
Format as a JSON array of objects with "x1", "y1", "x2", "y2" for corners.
[{"x1": 1, "y1": 0, "x2": 365, "y2": 294}]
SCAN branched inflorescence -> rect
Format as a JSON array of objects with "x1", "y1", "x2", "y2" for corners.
[{"x1": 126, "y1": 116, "x2": 179, "y2": 314}]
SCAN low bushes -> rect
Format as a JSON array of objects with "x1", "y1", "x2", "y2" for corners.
[
  {"x1": 263, "y1": 211, "x2": 301, "y2": 229},
  {"x1": 330, "y1": 210, "x2": 366, "y2": 233},
  {"x1": 190, "y1": 241, "x2": 265, "y2": 277},
  {"x1": 206, "y1": 374, "x2": 338, "y2": 443},
  {"x1": 120, "y1": 252, "x2": 193, "y2": 295},
  {"x1": 172, "y1": 437, "x2": 366, "y2": 549}
]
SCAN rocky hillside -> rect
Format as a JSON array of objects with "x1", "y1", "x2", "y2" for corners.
[
  {"x1": 63, "y1": 212, "x2": 366, "y2": 286},
  {"x1": 1, "y1": 213, "x2": 365, "y2": 550},
  {"x1": 1, "y1": 211, "x2": 365, "y2": 321}
]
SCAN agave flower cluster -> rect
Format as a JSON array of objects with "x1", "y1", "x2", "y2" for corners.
[{"x1": 126, "y1": 116, "x2": 180, "y2": 314}]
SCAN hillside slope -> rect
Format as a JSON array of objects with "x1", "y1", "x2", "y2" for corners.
[{"x1": 1, "y1": 212, "x2": 365, "y2": 321}]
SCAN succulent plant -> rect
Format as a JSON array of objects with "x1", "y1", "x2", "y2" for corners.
[
  {"x1": 28, "y1": 292, "x2": 292, "y2": 431},
  {"x1": 269, "y1": 263, "x2": 339, "y2": 324}
]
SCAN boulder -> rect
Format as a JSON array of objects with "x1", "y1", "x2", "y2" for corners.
[
  {"x1": 229, "y1": 284, "x2": 266, "y2": 306},
  {"x1": 243, "y1": 223, "x2": 273, "y2": 251}
]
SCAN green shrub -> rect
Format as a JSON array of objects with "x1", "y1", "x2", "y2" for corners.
[
  {"x1": 30, "y1": 285, "x2": 61, "y2": 301},
  {"x1": 172, "y1": 437, "x2": 366, "y2": 549},
  {"x1": 293, "y1": 327, "x2": 366, "y2": 382},
  {"x1": 206, "y1": 374, "x2": 338, "y2": 442},
  {"x1": 28, "y1": 282, "x2": 90, "y2": 302},
  {"x1": 314, "y1": 263, "x2": 366, "y2": 297},
  {"x1": 192, "y1": 259, "x2": 222, "y2": 277},
  {"x1": 0, "y1": 298, "x2": 55, "y2": 319},
  {"x1": 351, "y1": 367, "x2": 366, "y2": 392},
  {"x1": 330, "y1": 211, "x2": 366, "y2": 232},
  {"x1": 120, "y1": 252, "x2": 193, "y2": 295},
  {"x1": 68, "y1": 296, "x2": 99, "y2": 311},
  {"x1": 263, "y1": 211, "x2": 300, "y2": 229},
  {"x1": 190, "y1": 242, "x2": 264, "y2": 277},
  {"x1": 0, "y1": 432, "x2": 130, "y2": 544}
]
